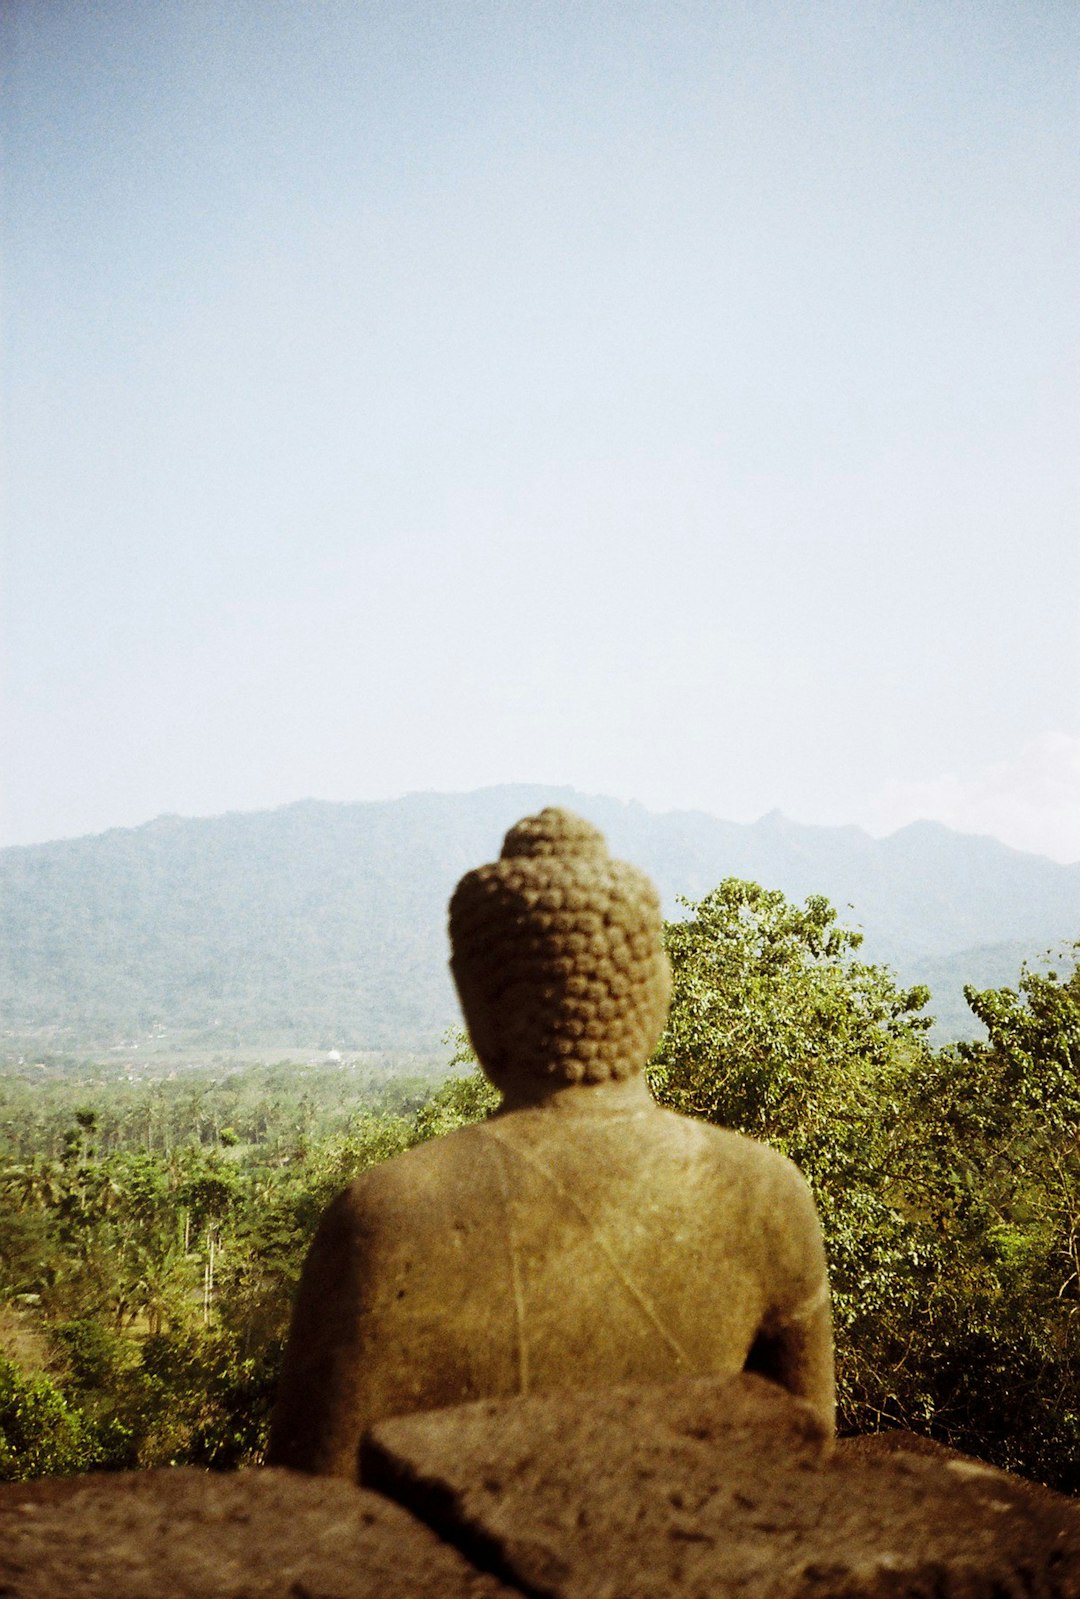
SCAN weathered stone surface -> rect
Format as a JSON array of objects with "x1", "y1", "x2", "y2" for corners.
[
  {"x1": 0, "y1": 1465, "x2": 516, "y2": 1599},
  {"x1": 269, "y1": 808, "x2": 834, "y2": 1479},
  {"x1": 364, "y1": 1373, "x2": 1080, "y2": 1599},
  {"x1": 842, "y1": 1429, "x2": 1075, "y2": 1507}
]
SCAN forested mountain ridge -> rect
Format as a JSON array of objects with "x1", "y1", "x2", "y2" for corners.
[{"x1": 2, "y1": 785, "x2": 1079, "y2": 1050}]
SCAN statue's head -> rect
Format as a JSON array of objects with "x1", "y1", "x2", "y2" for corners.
[{"x1": 448, "y1": 807, "x2": 671, "y2": 1092}]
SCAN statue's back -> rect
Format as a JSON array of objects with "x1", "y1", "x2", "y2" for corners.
[{"x1": 269, "y1": 1098, "x2": 829, "y2": 1474}]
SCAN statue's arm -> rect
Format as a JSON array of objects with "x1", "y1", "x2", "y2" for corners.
[
  {"x1": 745, "y1": 1162, "x2": 835, "y2": 1436},
  {"x1": 266, "y1": 1185, "x2": 372, "y2": 1479},
  {"x1": 745, "y1": 1277, "x2": 834, "y2": 1435}
]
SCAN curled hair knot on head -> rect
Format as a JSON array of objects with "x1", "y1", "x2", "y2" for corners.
[{"x1": 449, "y1": 808, "x2": 671, "y2": 1089}]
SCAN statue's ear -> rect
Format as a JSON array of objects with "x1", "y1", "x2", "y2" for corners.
[
  {"x1": 642, "y1": 949, "x2": 674, "y2": 1061},
  {"x1": 659, "y1": 948, "x2": 673, "y2": 1016},
  {"x1": 449, "y1": 957, "x2": 503, "y2": 1083}
]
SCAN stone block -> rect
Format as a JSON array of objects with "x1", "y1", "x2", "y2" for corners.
[
  {"x1": 0, "y1": 1465, "x2": 515, "y2": 1599},
  {"x1": 364, "y1": 1373, "x2": 1080, "y2": 1598}
]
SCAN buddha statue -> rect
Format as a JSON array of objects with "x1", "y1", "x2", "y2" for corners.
[{"x1": 268, "y1": 807, "x2": 834, "y2": 1479}]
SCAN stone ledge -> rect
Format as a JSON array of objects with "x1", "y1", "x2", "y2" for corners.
[
  {"x1": 1, "y1": 1377, "x2": 1077, "y2": 1599},
  {"x1": 0, "y1": 1465, "x2": 516, "y2": 1599},
  {"x1": 365, "y1": 1374, "x2": 1080, "y2": 1599}
]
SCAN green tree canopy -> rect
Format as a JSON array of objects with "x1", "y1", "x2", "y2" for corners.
[
  {"x1": 649, "y1": 880, "x2": 930, "y2": 1164},
  {"x1": 650, "y1": 883, "x2": 1080, "y2": 1488}
]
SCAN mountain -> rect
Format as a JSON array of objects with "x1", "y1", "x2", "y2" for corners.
[{"x1": 2, "y1": 786, "x2": 1078, "y2": 1053}]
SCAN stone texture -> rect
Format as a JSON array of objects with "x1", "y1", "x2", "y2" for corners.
[
  {"x1": 446, "y1": 806, "x2": 672, "y2": 1090},
  {"x1": 0, "y1": 1465, "x2": 516, "y2": 1599},
  {"x1": 268, "y1": 808, "x2": 834, "y2": 1478},
  {"x1": 364, "y1": 1373, "x2": 1080, "y2": 1599},
  {"x1": 841, "y1": 1430, "x2": 1076, "y2": 1516}
]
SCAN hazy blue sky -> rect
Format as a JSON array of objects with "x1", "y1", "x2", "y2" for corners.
[{"x1": 3, "y1": 2, "x2": 1078, "y2": 857}]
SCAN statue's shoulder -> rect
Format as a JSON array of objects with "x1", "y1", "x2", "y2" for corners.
[
  {"x1": 657, "y1": 1106, "x2": 813, "y2": 1193},
  {"x1": 331, "y1": 1120, "x2": 498, "y2": 1229},
  {"x1": 651, "y1": 1113, "x2": 826, "y2": 1300}
]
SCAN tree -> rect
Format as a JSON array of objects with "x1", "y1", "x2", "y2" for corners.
[
  {"x1": 0, "y1": 1355, "x2": 100, "y2": 1480},
  {"x1": 922, "y1": 952, "x2": 1080, "y2": 1486},
  {"x1": 411, "y1": 1067, "x2": 498, "y2": 1142},
  {"x1": 649, "y1": 883, "x2": 934, "y2": 1438},
  {"x1": 650, "y1": 884, "x2": 1080, "y2": 1489},
  {"x1": 648, "y1": 879, "x2": 930, "y2": 1168}
]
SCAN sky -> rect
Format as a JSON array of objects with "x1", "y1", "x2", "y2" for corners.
[{"x1": 2, "y1": 1, "x2": 1078, "y2": 860}]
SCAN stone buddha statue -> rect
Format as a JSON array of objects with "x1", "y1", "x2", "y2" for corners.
[{"x1": 268, "y1": 807, "x2": 834, "y2": 1479}]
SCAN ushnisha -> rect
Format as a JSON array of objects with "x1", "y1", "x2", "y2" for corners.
[{"x1": 269, "y1": 807, "x2": 834, "y2": 1479}]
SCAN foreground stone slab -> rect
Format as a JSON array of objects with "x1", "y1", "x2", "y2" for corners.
[
  {"x1": 0, "y1": 1465, "x2": 515, "y2": 1599},
  {"x1": 364, "y1": 1373, "x2": 1080, "y2": 1599},
  {"x1": 842, "y1": 1428, "x2": 1075, "y2": 1513}
]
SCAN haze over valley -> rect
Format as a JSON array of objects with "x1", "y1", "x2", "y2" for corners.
[{"x1": 3, "y1": 786, "x2": 1078, "y2": 1063}]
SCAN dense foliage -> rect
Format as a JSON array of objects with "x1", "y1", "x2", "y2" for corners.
[
  {"x1": 1, "y1": 882, "x2": 1077, "y2": 1490},
  {"x1": 0, "y1": 1056, "x2": 473, "y2": 1477},
  {"x1": 648, "y1": 883, "x2": 1079, "y2": 1490}
]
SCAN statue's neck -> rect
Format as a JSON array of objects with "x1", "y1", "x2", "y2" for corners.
[{"x1": 492, "y1": 1070, "x2": 656, "y2": 1118}]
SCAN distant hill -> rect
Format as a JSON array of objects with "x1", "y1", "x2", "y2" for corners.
[{"x1": 1, "y1": 786, "x2": 1078, "y2": 1053}]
